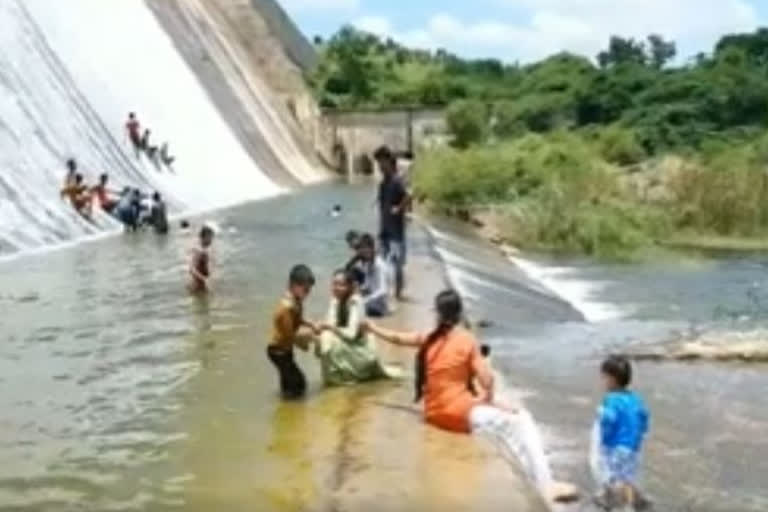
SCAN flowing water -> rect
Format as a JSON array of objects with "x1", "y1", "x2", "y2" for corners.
[
  {"x1": 3, "y1": 182, "x2": 768, "y2": 511},
  {"x1": 429, "y1": 224, "x2": 768, "y2": 512},
  {"x1": 0, "y1": 0, "x2": 323, "y2": 256}
]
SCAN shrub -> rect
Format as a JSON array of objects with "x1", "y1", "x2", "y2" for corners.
[
  {"x1": 597, "y1": 125, "x2": 647, "y2": 165},
  {"x1": 445, "y1": 100, "x2": 488, "y2": 148}
]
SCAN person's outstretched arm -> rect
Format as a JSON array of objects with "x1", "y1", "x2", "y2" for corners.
[{"x1": 365, "y1": 321, "x2": 421, "y2": 347}]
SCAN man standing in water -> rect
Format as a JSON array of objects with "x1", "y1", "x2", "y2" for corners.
[{"x1": 374, "y1": 145, "x2": 409, "y2": 300}]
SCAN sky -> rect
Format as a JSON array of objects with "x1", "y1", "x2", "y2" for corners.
[{"x1": 278, "y1": 0, "x2": 768, "y2": 63}]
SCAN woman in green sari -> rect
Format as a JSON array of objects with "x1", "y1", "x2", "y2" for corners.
[{"x1": 315, "y1": 269, "x2": 398, "y2": 386}]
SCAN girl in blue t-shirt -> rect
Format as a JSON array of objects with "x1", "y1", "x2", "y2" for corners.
[{"x1": 592, "y1": 355, "x2": 651, "y2": 510}]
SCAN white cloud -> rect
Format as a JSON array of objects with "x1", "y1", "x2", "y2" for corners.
[
  {"x1": 279, "y1": 0, "x2": 358, "y2": 12},
  {"x1": 353, "y1": 0, "x2": 761, "y2": 62}
]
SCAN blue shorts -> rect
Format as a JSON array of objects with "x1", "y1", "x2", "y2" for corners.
[{"x1": 600, "y1": 446, "x2": 640, "y2": 485}]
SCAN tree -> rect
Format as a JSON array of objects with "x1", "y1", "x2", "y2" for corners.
[
  {"x1": 446, "y1": 100, "x2": 488, "y2": 148},
  {"x1": 647, "y1": 34, "x2": 676, "y2": 69},
  {"x1": 597, "y1": 36, "x2": 647, "y2": 68}
]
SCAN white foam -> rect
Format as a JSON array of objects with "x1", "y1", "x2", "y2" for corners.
[{"x1": 509, "y1": 256, "x2": 626, "y2": 323}]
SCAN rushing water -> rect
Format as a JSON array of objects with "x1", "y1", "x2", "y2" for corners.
[
  {"x1": 430, "y1": 224, "x2": 768, "y2": 512},
  {"x1": 2, "y1": 184, "x2": 768, "y2": 511}
]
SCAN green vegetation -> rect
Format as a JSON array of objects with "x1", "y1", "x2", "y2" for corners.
[{"x1": 309, "y1": 27, "x2": 768, "y2": 259}]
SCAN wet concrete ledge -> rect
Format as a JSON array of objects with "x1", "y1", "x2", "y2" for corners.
[{"x1": 322, "y1": 223, "x2": 549, "y2": 511}]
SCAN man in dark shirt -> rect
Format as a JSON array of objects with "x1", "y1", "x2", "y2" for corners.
[{"x1": 374, "y1": 145, "x2": 409, "y2": 300}]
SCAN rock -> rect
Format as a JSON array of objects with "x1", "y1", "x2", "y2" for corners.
[{"x1": 546, "y1": 482, "x2": 580, "y2": 504}]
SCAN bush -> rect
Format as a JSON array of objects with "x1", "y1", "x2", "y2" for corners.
[
  {"x1": 445, "y1": 100, "x2": 488, "y2": 148},
  {"x1": 597, "y1": 125, "x2": 647, "y2": 165}
]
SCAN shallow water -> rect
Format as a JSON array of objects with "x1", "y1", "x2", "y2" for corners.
[
  {"x1": 0, "y1": 184, "x2": 380, "y2": 511},
  {"x1": 3, "y1": 185, "x2": 768, "y2": 511},
  {"x1": 431, "y1": 227, "x2": 768, "y2": 511}
]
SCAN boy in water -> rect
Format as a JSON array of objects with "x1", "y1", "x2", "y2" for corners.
[
  {"x1": 188, "y1": 225, "x2": 215, "y2": 294},
  {"x1": 267, "y1": 265, "x2": 318, "y2": 399},
  {"x1": 594, "y1": 356, "x2": 651, "y2": 511}
]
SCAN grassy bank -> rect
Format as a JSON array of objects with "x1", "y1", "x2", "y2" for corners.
[{"x1": 412, "y1": 131, "x2": 768, "y2": 260}]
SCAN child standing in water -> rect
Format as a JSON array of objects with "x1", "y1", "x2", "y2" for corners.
[
  {"x1": 267, "y1": 265, "x2": 318, "y2": 399},
  {"x1": 593, "y1": 356, "x2": 651, "y2": 511},
  {"x1": 188, "y1": 225, "x2": 215, "y2": 294}
]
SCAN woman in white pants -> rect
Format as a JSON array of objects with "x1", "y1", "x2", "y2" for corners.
[{"x1": 365, "y1": 290, "x2": 565, "y2": 499}]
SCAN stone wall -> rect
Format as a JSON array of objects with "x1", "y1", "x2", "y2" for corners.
[{"x1": 324, "y1": 109, "x2": 445, "y2": 177}]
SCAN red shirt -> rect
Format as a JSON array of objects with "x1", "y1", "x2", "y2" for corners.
[{"x1": 126, "y1": 119, "x2": 140, "y2": 138}]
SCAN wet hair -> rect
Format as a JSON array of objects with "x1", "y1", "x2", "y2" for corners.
[
  {"x1": 74, "y1": 173, "x2": 83, "y2": 184},
  {"x1": 99, "y1": 173, "x2": 108, "y2": 182},
  {"x1": 480, "y1": 344, "x2": 491, "y2": 358},
  {"x1": 289, "y1": 264, "x2": 315, "y2": 288},
  {"x1": 358, "y1": 233, "x2": 375, "y2": 250},
  {"x1": 414, "y1": 289, "x2": 463, "y2": 402},
  {"x1": 332, "y1": 204, "x2": 342, "y2": 212},
  {"x1": 199, "y1": 225, "x2": 214, "y2": 240},
  {"x1": 66, "y1": 158, "x2": 77, "y2": 172},
  {"x1": 152, "y1": 191, "x2": 162, "y2": 201},
  {"x1": 346, "y1": 230, "x2": 361, "y2": 247},
  {"x1": 333, "y1": 268, "x2": 358, "y2": 327},
  {"x1": 180, "y1": 220, "x2": 190, "y2": 229},
  {"x1": 129, "y1": 112, "x2": 135, "y2": 119},
  {"x1": 601, "y1": 355, "x2": 632, "y2": 388}
]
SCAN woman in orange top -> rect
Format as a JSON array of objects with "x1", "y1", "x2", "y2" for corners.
[{"x1": 365, "y1": 289, "x2": 556, "y2": 494}]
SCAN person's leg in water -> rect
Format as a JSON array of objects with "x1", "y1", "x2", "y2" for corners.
[
  {"x1": 469, "y1": 405, "x2": 563, "y2": 499},
  {"x1": 388, "y1": 238, "x2": 406, "y2": 300},
  {"x1": 266, "y1": 346, "x2": 307, "y2": 399}
]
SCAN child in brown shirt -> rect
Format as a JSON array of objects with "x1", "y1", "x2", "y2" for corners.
[{"x1": 267, "y1": 264, "x2": 318, "y2": 399}]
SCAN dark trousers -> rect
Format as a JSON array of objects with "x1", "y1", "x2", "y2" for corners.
[{"x1": 266, "y1": 346, "x2": 306, "y2": 399}]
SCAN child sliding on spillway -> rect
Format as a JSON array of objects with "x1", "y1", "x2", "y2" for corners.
[
  {"x1": 267, "y1": 265, "x2": 319, "y2": 399},
  {"x1": 364, "y1": 290, "x2": 578, "y2": 505},
  {"x1": 592, "y1": 356, "x2": 651, "y2": 511}
]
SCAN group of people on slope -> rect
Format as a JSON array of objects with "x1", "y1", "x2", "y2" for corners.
[
  {"x1": 61, "y1": 158, "x2": 169, "y2": 234},
  {"x1": 125, "y1": 112, "x2": 175, "y2": 170}
]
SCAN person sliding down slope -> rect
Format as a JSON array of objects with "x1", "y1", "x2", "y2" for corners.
[{"x1": 125, "y1": 112, "x2": 141, "y2": 157}]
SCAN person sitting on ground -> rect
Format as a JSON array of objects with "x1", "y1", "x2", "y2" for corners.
[
  {"x1": 90, "y1": 174, "x2": 118, "y2": 213},
  {"x1": 148, "y1": 192, "x2": 169, "y2": 235},
  {"x1": 188, "y1": 225, "x2": 215, "y2": 294},
  {"x1": 61, "y1": 173, "x2": 92, "y2": 218},
  {"x1": 139, "y1": 130, "x2": 159, "y2": 161},
  {"x1": 592, "y1": 356, "x2": 651, "y2": 511},
  {"x1": 353, "y1": 233, "x2": 390, "y2": 317},
  {"x1": 364, "y1": 290, "x2": 578, "y2": 504},
  {"x1": 314, "y1": 268, "x2": 397, "y2": 387},
  {"x1": 267, "y1": 264, "x2": 319, "y2": 399},
  {"x1": 160, "y1": 142, "x2": 175, "y2": 167},
  {"x1": 125, "y1": 113, "x2": 141, "y2": 156}
]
